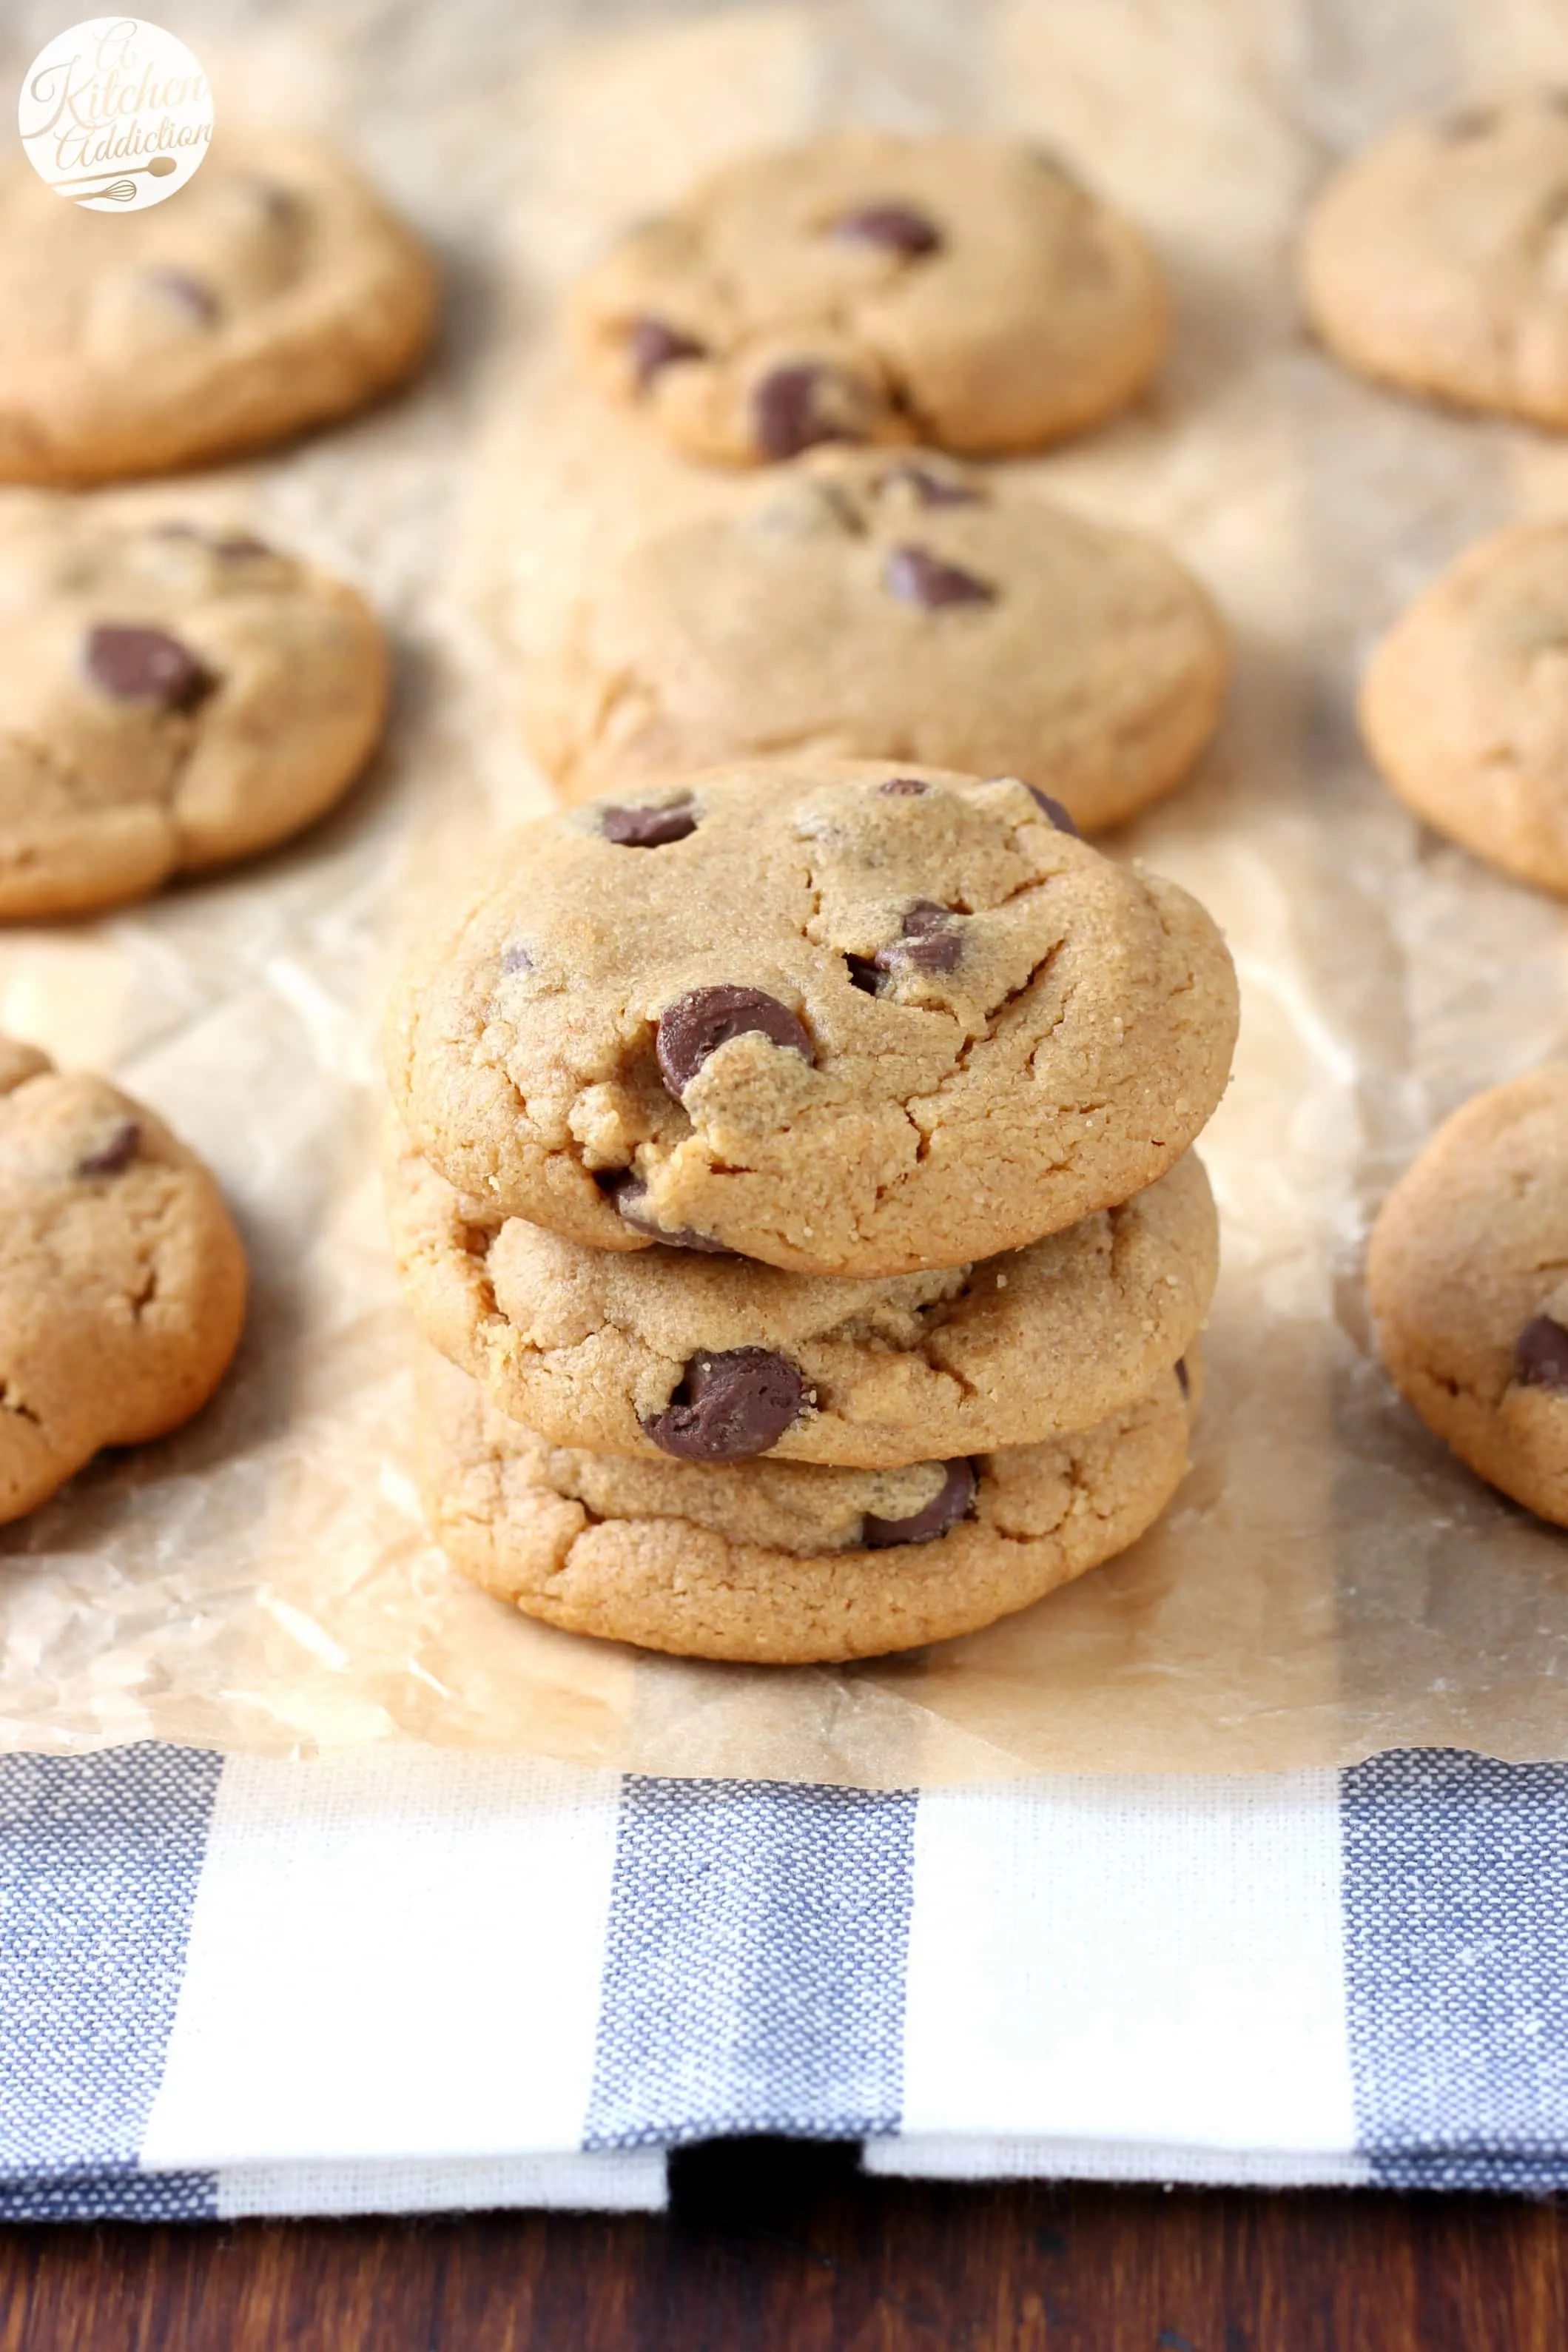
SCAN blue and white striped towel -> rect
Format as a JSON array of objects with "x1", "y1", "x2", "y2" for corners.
[{"x1": 2, "y1": 1742, "x2": 1564, "y2": 2218}]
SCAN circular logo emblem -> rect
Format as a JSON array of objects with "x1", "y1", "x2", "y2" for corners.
[{"x1": 17, "y1": 18, "x2": 212, "y2": 212}]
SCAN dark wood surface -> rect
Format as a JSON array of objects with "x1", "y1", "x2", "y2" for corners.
[{"x1": 2, "y1": 2140, "x2": 1565, "y2": 2351}]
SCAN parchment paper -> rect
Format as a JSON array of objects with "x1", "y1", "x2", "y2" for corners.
[{"x1": 4, "y1": 0, "x2": 1568, "y2": 1783}]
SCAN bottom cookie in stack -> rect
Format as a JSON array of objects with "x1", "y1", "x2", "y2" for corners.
[{"x1": 415, "y1": 1345, "x2": 1200, "y2": 1664}]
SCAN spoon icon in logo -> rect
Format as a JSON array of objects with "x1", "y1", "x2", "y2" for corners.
[{"x1": 50, "y1": 153, "x2": 178, "y2": 204}]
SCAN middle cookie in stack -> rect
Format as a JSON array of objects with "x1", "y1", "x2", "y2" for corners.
[{"x1": 385, "y1": 757, "x2": 1239, "y2": 1661}]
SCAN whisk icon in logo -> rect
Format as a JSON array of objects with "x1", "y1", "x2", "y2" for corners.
[{"x1": 17, "y1": 18, "x2": 212, "y2": 212}]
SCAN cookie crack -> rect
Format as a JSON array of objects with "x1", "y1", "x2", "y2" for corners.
[{"x1": 0, "y1": 1381, "x2": 41, "y2": 1426}]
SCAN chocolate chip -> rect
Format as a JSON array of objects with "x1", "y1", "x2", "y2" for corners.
[
  {"x1": 1438, "y1": 104, "x2": 1496, "y2": 141},
  {"x1": 879, "y1": 461, "x2": 983, "y2": 507},
  {"x1": 627, "y1": 316, "x2": 706, "y2": 389},
  {"x1": 149, "y1": 522, "x2": 269, "y2": 560},
  {"x1": 84, "y1": 625, "x2": 215, "y2": 713},
  {"x1": 144, "y1": 267, "x2": 220, "y2": 322},
  {"x1": 235, "y1": 173, "x2": 298, "y2": 222},
  {"x1": 831, "y1": 202, "x2": 942, "y2": 258},
  {"x1": 599, "y1": 1170, "x2": 732, "y2": 1254},
  {"x1": 1022, "y1": 782, "x2": 1080, "y2": 836},
  {"x1": 849, "y1": 904, "x2": 962, "y2": 992},
  {"x1": 752, "y1": 363, "x2": 865, "y2": 461},
  {"x1": 499, "y1": 943, "x2": 533, "y2": 975},
  {"x1": 601, "y1": 798, "x2": 698, "y2": 848},
  {"x1": 76, "y1": 1120, "x2": 140, "y2": 1178},
  {"x1": 893, "y1": 933, "x2": 962, "y2": 975},
  {"x1": 1175, "y1": 1357, "x2": 1191, "y2": 1398},
  {"x1": 879, "y1": 776, "x2": 929, "y2": 796},
  {"x1": 1515, "y1": 1314, "x2": 1568, "y2": 1393},
  {"x1": 656, "y1": 986, "x2": 813, "y2": 1099},
  {"x1": 643, "y1": 1347, "x2": 806, "y2": 1459},
  {"x1": 864, "y1": 1459, "x2": 978, "y2": 1548},
  {"x1": 878, "y1": 901, "x2": 961, "y2": 977},
  {"x1": 884, "y1": 545, "x2": 996, "y2": 609},
  {"x1": 1026, "y1": 142, "x2": 1077, "y2": 179}
]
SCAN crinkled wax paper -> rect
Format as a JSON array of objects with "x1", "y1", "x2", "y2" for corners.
[{"x1": 4, "y1": 0, "x2": 1568, "y2": 1784}]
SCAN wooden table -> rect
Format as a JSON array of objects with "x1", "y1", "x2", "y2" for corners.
[{"x1": 3, "y1": 2138, "x2": 1564, "y2": 2349}]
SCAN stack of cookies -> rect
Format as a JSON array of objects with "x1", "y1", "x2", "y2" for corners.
[{"x1": 384, "y1": 759, "x2": 1239, "y2": 1663}]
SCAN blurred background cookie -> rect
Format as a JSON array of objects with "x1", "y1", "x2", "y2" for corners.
[
  {"x1": 1361, "y1": 518, "x2": 1568, "y2": 893},
  {"x1": 0, "y1": 135, "x2": 437, "y2": 483},
  {"x1": 1301, "y1": 94, "x2": 1568, "y2": 426},
  {"x1": 1370, "y1": 1066, "x2": 1568, "y2": 1525},
  {"x1": 0, "y1": 1039, "x2": 246, "y2": 1523},
  {"x1": 571, "y1": 130, "x2": 1168, "y2": 465},
  {"x1": 0, "y1": 510, "x2": 389, "y2": 915},
  {"x1": 524, "y1": 449, "x2": 1226, "y2": 831}
]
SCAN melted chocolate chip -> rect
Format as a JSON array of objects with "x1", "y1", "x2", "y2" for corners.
[
  {"x1": 76, "y1": 1120, "x2": 141, "y2": 1179},
  {"x1": 845, "y1": 954, "x2": 882, "y2": 995},
  {"x1": 864, "y1": 1459, "x2": 978, "y2": 1548},
  {"x1": 1023, "y1": 783, "x2": 1080, "y2": 836},
  {"x1": 884, "y1": 545, "x2": 996, "y2": 609},
  {"x1": 600, "y1": 1171, "x2": 732, "y2": 1254},
  {"x1": 601, "y1": 798, "x2": 698, "y2": 848},
  {"x1": 656, "y1": 986, "x2": 813, "y2": 1098},
  {"x1": 831, "y1": 202, "x2": 942, "y2": 258},
  {"x1": 627, "y1": 315, "x2": 707, "y2": 389},
  {"x1": 879, "y1": 461, "x2": 983, "y2": 507},
  {"x1": 879, "y1": 776, "x2": 929, "y2": 796},
  {"x1": 84, "y1": 625, "x2": 215, "y2": 713},
  {"x1": 643, "y1": 1347, "x2": 805, "y2": 1459},
  {"x1": 144, "y1": 267, "x2": 219, "y2": 322},
  {"x1": 1515, "y1": 1314, "x2": 1568, "y2": 1393},
  {"x1": 752, "y1": 363, "x2": 864, "y2": 461}
]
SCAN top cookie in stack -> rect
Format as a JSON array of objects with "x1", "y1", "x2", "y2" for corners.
[
  {"x1": 388, "y1": 762, "x2": 1234, "y2": 1275},
  {"x1": 387, "y1": 759, "x2": 1238, "y2": 1661}
]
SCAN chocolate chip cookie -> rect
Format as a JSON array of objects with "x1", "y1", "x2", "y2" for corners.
[
  {"x1": 0, "y1": 510, "x2": 388, "y2": 916},
  {"x1": 1369, "y1": 1065, "x2": 1568, "y2": 1524},
  {"x1": 1360, "y1": 520, "x2": 1568, "y2": 893},
  {"x1": 571, "y1": 132, "x2": 1168, "y2": 466},
  {"x1": 417, "y1": 1345, "x2": 1198, "y2": 1662},
  {"x1": 1301, "y1": 95, "x2": 1568, "y2": 426},
  {"x1": 386, "y1": 760, "x2": 1239, "y2": 1278},
  {"x1": 0, "y1": 135, "x2": 437, "y2": 483},
  {"x1": 525, "y1": 449, "x2": 1227, "y2": 833},
  {"x1": 0, "y1": 1040, "x2": 246, "y2": 1524},
  {"x1": 387, "y1": 1124, "x2": 1217, "y2": 1465}
]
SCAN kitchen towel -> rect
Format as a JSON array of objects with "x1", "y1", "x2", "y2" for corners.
[{"x1": 1, "y1": 1742, "x2": 1561, "y2": 2219}]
